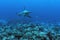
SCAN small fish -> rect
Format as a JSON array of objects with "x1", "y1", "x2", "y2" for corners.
[
  {"x1": 17, "y1": 10, "x2": 32, "y2": 18},
  {"x1": 0, "y1": 19, "x2": 8, "y2": 26}
]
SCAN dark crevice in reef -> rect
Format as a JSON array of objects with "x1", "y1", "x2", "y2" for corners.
[
  {"x1": 15, "y1": 35, "x2": 22, "y2": 40},
  {"x1": 47, "y1": 32, "x2": 53, "y2": 40}
]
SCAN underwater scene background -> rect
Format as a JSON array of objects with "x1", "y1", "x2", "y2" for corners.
[
  {"x1": 0, "y1": 0, "x2": 60, "y2": 23},
  {"x1": 0, "y1": 0, "x2": 60, "y2": 40}
]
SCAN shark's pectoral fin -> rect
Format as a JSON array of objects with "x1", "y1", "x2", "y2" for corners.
[{"x1": 27, "y1": 15, "x2": 32, "y2": 18}]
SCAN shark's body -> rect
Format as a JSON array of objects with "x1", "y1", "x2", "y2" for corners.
[{"x1": 17, "y1": 10, "x2": 32, "y2": 18}]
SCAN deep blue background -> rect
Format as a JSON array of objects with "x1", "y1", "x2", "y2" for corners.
[{"x1": 0, "y1": 0, "x2": 60, "y2": 23}]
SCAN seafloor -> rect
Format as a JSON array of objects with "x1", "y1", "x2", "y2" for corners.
[{"x1": 0, "y1": 21, "x2": 60, "y2": 40}]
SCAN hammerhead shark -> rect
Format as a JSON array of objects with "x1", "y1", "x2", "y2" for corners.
[{"x1": 17, "y1": 9, "x2": 32, "y2": 18}]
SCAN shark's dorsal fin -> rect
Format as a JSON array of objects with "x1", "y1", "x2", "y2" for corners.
[{"x1": 22, "y1": 6, "x2": 26, "y2": 11}]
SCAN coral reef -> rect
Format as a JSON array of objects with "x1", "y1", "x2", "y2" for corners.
[{"x1": 0, "y1": 23, "x2": 60, "y2": 40}]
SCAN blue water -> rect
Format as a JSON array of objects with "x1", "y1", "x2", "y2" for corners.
[{"x1": 0, "y1": 0, "x2": 60, "y2": 24}]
